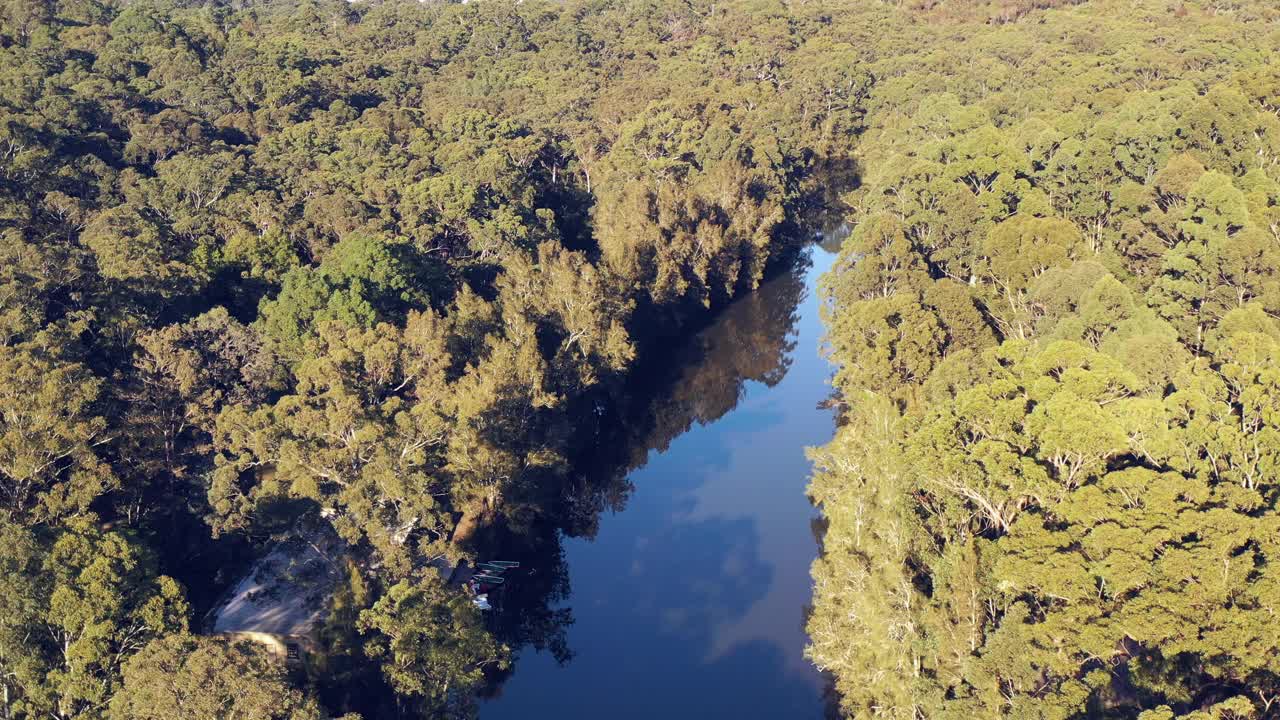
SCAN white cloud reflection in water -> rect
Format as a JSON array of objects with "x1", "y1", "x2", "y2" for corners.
[{"x1": 483, "y1": 247, "x2": 837, "y2": 720}]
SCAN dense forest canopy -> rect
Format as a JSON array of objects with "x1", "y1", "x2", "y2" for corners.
[
  {"x1": 807, "y1": 1, "x2": 1280, "y2": 719},
  {"x1": 0, "y1": 0, "x2": 862, "y2": 717},
  {"x1": 3, "y1": 0, "x2": 1280, "y2": 717}
]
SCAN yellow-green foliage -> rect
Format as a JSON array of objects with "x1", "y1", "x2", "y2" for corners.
[{"x1": 811, "y1": 1, "x2": 1280, "y2": 718}]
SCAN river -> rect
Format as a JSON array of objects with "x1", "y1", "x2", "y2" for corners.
[{"x1": 481, "y1": 243, "x2": 839, "y2": 719}]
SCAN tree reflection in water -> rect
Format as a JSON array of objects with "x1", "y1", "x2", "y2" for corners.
[{"x1": 469, "y1": 249, "x2": 812, "y2": 703}]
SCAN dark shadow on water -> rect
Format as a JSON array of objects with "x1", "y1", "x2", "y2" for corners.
[{"x1": 472, "y1": 245, "x2": 834, "y2": 719}]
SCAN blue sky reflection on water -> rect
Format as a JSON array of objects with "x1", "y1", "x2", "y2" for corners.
[{"x1": 483, "y1": 247, "x2": 838, "y2": 719}]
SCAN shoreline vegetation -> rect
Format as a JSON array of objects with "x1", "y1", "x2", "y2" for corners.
[
  {"x1": 3, "y1": 0, "x2": 1279, "y2": 718},
  {"x1": 808, "y1": 1, "x2": 1280, "y2": 719},
  {"x1": 0, "y1": 1, "x2": 859, "y2": 717}
]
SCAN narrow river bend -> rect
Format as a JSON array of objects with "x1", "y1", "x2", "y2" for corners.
[{"x1": 483, "y1": 244, "x2": 839, "y2": 719}]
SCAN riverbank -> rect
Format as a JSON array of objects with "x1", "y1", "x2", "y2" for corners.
[{"x1": 476, "y1": 245, "x2": 839, "y2": 718}]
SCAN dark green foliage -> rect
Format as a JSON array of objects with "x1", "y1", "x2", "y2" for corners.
[
  {"x1": 7, "y1": 0, "x2": 1277, "y2": 716},
  {"x1": 0, "y1": 0, "x2": 861, "y2": 716}
]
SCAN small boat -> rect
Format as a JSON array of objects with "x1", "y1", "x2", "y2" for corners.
[
  {"x1": 487, "y1": 560, "x2": 520, "y2": 568},
  {"x1": 472, "y1": 574, "x2": 505, "y2": 584},
  {"x1": 475, "y1": 562, "x2": 509, "y2": 573}
]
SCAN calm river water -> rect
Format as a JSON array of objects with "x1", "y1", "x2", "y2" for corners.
[{"x1": 482, "y1": 244, "x2": 838, "y2": 719}]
